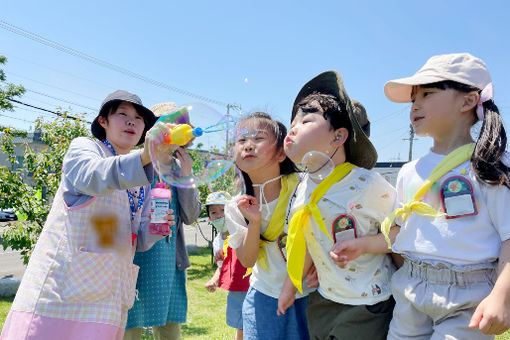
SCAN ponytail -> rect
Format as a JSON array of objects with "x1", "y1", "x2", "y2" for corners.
[
  {"x1": 472, "y1": 100, "x2": 510, "y2": 188},
  {"x1": 421, "y1": 81, "x2": 510, "y2": 188}
]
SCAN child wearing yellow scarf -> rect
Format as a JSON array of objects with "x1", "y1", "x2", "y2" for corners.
[
  {"x1": 224, "y1": 112, "x2": 311, "y2": 340},
  {"x1": 280, "y1": 71, "x2": 398, "y2": 340},
  {"x1": 384, "y1": 53, "x2": 510, "y2": 339}
]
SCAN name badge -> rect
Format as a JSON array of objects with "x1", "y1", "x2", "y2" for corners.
[
  {"x1": 440, "y1": 176, "x2": 477, "y2": 219},
  {"x1": 277, "y1": 232, "x2": 288, "y2": 262},
  {"x1": 332, "y1": 214, "x2": 357, "y2": 243}
]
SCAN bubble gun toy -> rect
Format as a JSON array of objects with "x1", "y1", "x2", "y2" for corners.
[
  {"x1": 163, "y1": 124, "x2": 203, "y2": 146},
  {"x1": 154, "y1": 107, "x2": 203, "y2": 146}
]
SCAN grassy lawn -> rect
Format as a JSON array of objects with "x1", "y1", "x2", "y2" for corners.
[
  {"x1": 1, "y1": 248, "x2": 509, "y2": 339},
  {"x1": 0, "y1": 296, "x2": 14, "y2": 331}
]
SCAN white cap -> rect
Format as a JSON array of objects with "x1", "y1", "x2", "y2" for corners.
[{"x1": 384, "y1": 53, "x2": 492, "y2": 103}]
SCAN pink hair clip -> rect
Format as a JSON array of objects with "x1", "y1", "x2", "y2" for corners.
[{"x1": 476, "y1": 82, "x2": 494, "y2": 121}]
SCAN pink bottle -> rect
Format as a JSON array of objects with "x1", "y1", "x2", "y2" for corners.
[{"x1": 149, "y1": 182, "x2": 172, "y2": 235}]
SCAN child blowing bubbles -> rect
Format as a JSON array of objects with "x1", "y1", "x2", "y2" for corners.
[
  {"x1": 383, "y1": 53, "x2": 510, "y2": 339},
  {"x1": 279, "y1": 71, "x2": 397, "y2": 339},
  {"x1": 225, "y1": 112, "x2": 312, "y2": 340},
  {"x1": 1, "y1": 90, "x2": 176, "y2": 340}
]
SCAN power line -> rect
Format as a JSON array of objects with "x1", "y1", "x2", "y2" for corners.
[
  {"x1": 0, "y1": 20, "x2": 229, "y2": 107},
  {"x1": 26, "y1": 88, "x2": 97, "y2": 112},
  {"x1": 0, "y1": 112, "x2": 36, "y2": 124},
  {"x1": 372, "y1": 105, "x2": 411, "y2": 125},
  {"x1": 6, "y1": 53, "x2": 117, "y2": 93},
  {"x1": 13, "y1": 105, "x2": 55, "y2": 118},
  {"x1": 8, "y1": 99, "x2": 92, "y2": 123},
  {"x1": 8, "y1": 71, "x2": 102, "y2": 102}
]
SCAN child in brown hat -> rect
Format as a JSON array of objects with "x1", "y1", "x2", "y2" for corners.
[{"x1": 279, "y1": 71, "x2": 398, "y2": 339}]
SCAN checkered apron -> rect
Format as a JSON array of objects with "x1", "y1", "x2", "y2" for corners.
[{"x1": 11, "y1": 183, "x2": 141, "y2": 329}]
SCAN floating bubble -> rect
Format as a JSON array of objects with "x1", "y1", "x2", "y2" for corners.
[
  {"x1": 297, "y1": 151, "x2": 334, "y2": 181},
  {"x1": 207, "y1": 165, "x2": 245, "y2": 199}
]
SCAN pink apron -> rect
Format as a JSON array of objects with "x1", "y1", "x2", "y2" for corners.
[{"x1": 1, "y1": 184, "x2": 141, "y2": 340}]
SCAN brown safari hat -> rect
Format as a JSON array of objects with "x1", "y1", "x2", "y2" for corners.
[{"x1": 292, "y1": 70, "x2": 377, "y2": 169}]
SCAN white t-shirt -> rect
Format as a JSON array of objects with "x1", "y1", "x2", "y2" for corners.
[
  {"x1": 226, "y1": 194, "x2": 312, "y2": 299},
  {"x1": 291, "y1": 167, "x2": 396, "y2": 305},
  {"x1": 392, "y1": 150, "x2": 510, "y2": 265}
]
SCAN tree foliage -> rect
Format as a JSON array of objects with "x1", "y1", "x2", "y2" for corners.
[
  {"x1": 188, "y1": 143, "x2": 240, "y2": 218},
  {"x1": 0, "y1": 55, "x2": 25, "y2": 113},
  {"x1": 0, "y1": 115, "x2": 91, "y2": 263}
]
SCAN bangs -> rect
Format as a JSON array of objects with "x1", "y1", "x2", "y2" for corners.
[
  {"x1": 419, "y1": 81, "x2": 479, "y2": 93},
  {"x1": 236, "y1": 113, "x2": 281, "y2": 142}
]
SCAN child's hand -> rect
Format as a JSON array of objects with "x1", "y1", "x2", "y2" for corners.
[
  {"x1": 237, "y1": 195, "x2": 261, "y2": 225},
  {"x1": 277, "y1": 288, "x2": 296, "y2": 316},
  {"x1": 330, "y1": 238, "x2": 364, "y2": 268},
  {"x1": 174, "y1": 147, "x2": 193, "y2": 177},
  {"x1": 305, "y1": 264, "x2": 319, "y2": 288},
  {"x1": 469, "y1": 290, "x2": 510, "y2": 335},
  {"x1": 214, "y1": 249, "x2": 224, "y2": 262},
  {"x1": 205, "y1": 268, "x2": 221, "y2": 293}
]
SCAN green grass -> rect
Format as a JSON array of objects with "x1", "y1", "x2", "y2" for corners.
[
  {"x1": 0, "y1": 296, "x2": 14, "y2": 330},
  {"x1": 182, "y1": 247, "x2": 233, "y2": 340},
  {"x1": 1, "y1": 249, "x2": 509, "y2": 339}
]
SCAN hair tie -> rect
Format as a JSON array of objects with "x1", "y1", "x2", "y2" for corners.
[{"x1": 477, "y1": 82, "x2": 494, "y2": 121}]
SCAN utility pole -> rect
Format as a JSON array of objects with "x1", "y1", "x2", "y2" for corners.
[
  {"x1": 225, "y1": 104, "x2": 230, "y2": 152},
  {"x1": 406, "y1": 124, "x2": 415, "y2": 161},
  {"x1": 225, "y1": 103, "x2": 241, "y2": 152}
]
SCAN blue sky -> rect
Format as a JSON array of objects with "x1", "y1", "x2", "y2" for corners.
[{"x1": 1, "y1": 1, "x2": 509, "y2": 161}]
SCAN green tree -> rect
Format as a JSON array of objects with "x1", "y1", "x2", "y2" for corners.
[
  {"x1": 0, "y1": 55, "x2": 25, "y2": 118},
  {"x1": 0, "y1": 115, "x2": 90, "y2": 264},
  {"x1": 188, "y1": 143, "x2": 241, "y2": 218}
]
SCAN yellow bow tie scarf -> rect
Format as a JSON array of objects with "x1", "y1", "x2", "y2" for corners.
[
  {"x1": 223, "y1": 235, "x2": 230, "y2": 259},
  {"x1": 381, "y1": 143, "x2": 475, "y2": 248},
  {"x1": 244, "y1": 173, "x2": 299, "y2": 277},
  {"x1": 286, "y1": 162, "x2": 357, "y2": 293}
]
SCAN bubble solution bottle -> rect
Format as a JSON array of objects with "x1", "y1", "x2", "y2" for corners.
[{"x1": 149, "y1": 182, "x2": 172, "y2": 235}]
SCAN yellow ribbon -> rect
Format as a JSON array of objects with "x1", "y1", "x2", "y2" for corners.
[
  {"x1": 222, "y1": 235, "x2": 230, "y2": 260},
  {"x1": 381, "y1": 143, "x2": 476, "y2": 248},
  {"x1": 286, "y1": 162, "x2": 356, "y2": 293},
  {"x1": 244, "y1": 173, "x2": 299, "y2": 277}
]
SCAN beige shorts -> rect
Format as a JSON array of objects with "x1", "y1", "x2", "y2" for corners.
[{"x1": 388, "y1": 256, "x2": 497, "y2": 340}]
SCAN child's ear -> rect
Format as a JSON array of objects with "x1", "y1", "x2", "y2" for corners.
[
  {"x1": 331, "y1": 128, "x2": 349, "y2": 147},
  {"x1": 460, "y1": 91, "x2": 479, "y2": 113}
]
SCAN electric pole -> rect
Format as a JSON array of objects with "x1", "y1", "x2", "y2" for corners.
[
  {"x1": 406, "y1": 124, "x2": 415, "y2": 161},
  {"x1": 225, "y1": 103, "x2": 241, "y2": 153}
]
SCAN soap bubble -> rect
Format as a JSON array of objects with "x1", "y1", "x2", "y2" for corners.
[
  {"x1": 297, "y1": 151, "x2": 334, "y2": 181},
  {"x1": 207, "y1": 165, "x2": 246, "y2": 199}
]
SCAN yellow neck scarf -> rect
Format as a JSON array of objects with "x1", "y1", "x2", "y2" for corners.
[
  {"x1": 381, "y1": 143, "x2": 475, "y2": 248},
  {"x1": 223, "y1": 235, "x2": 230, "y2": 259},
  {"x1": 286, "y1": 162, "x2": 356, "y2": 293},
  {"x1": 244, "y1": 173, "x2": 299, "y2": 277}
]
